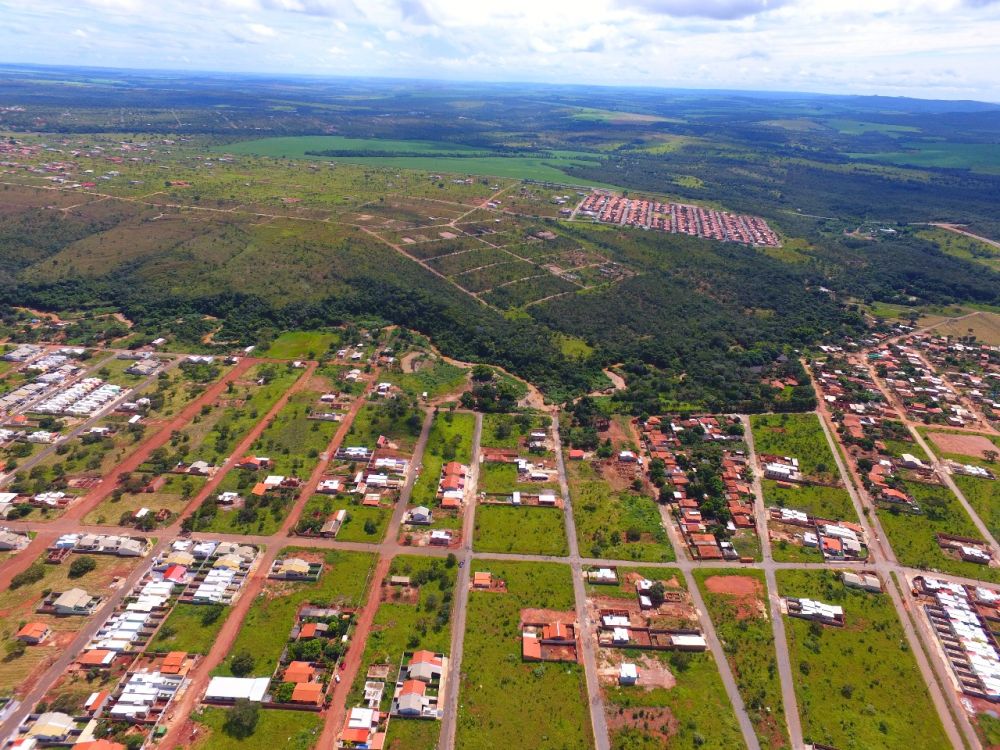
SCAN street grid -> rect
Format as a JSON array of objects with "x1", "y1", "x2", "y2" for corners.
[{"x1": 0, "y1": 332, "x2": 996, "y2": 750}]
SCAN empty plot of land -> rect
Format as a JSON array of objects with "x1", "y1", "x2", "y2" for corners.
[
  {"x1": 928, "y1": 431, "x2": 998, "y2": 460},
  {"x1": 930, "y1": 311, "x2": 1000, "y2": 345},
  {"x1": 451, "y1": 260, "x2": 539, "y2": 293},
  {"x1": 425, "y1": 246, "x2": 513, "y2": 275}
]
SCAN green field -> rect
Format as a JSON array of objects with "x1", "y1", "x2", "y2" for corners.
[
  {"x1": 916, "y1": 228, "x2": 1000, "y2": 272},
  {"x1": 264, "y1": 330, "x2": 341, "y2": 359},
  {"x1": 215, "y1": 136, "x2": 610, "y2": 183},
  {"x1": 954, "y1": 475, "x2": 1000, "y2": 542},
  {"x1": 750, "y1": 413, "x2": 841, "y2": 482},
  {"x1": 345, "y1": 400, "x2": 424, "y2": 453},
  {"x1": 295, "y1": 494, "x2": 390, "y2": 542},
  {"x1": 778, "y1": 569, "x2": 949, "y2": 750},
  {"x1": 148, "y1": 603, "x2": 230, "y2": 654},
  {"x1": 215, "y1": 549, "x2": 375, "y2": 677},
  {"x1": 192, "y1": 706, "x2": 321, "y2": 750},
  {"x1": 473, "y1": 505, "x2": 569, "y2": 556},
  {"x1": 389, "y1": 356, "x2": 468, "y2": 398},
  {"x1": 568, "y1": 460, "x2": 673, "y2": 562},
  {"x1": 877, "y1": 480, "x2": 1000, "y2": 583},
  {"x1": 693, "y1": 569, "x2": 789, "y2": 748},
  {"x1": 480, "y1": 411, "x2": 546, "y2": 449},
  {"x1": 762, "y1": 479, "x2": 857, "y2": 522},
  {"x1": 456, "y1": 561, "x2": 592, "y2": 750},
  {"x1": 850, "y1": 141, "x2": 1000, "y2": 174}
]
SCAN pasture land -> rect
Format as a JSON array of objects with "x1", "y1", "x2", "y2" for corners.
[
  {"x1": 750, "y1": 413, "x2": 841, "y2": 482},
  {"x1": 264, "y1": 330, "x2": 341, "y2": 359}
]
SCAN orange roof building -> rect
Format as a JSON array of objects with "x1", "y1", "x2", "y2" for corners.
[
  {"x1": 284, "y1": 661, "x2": 316, "y2": 684},
  {"x1": 473, "y1": 572, "x2": 492, "y2": 588},
  {"x1": 522, "y1": 635, "x2": 542, "y2": 661},
  {"x1": 161, "y1": 651, "x2": 188, "y2": 675},
  {"x1": 291, "y1": 682, "x2": 323, "y2": 705},
  {"x1": 15, "y1": 622, "x2": 50, "y2": 644}
]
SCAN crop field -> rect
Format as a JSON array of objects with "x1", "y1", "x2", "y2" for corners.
[
  {"x1": 348, "y1": 556, "x2": 456, "y2": 750},
  {"x1": 214, "y1": 135, "x2": 608, "y2": 183},
  {"x1": 693, "y1": 569, "x2": 789, "y2": 748},
  {"x1": 849, "y1": 141, "x2": 1000, "y2": 174},
  {"x1": 568, "y1": 460, "x2": 673, "y2": 562},
  {"x1": 750, "y1": 413, "x2": 841, "y2": 482},
  {"x1": 473, "y1": 505, "x2": 569, "y2": 555},
  {"x1": 456, "y1": 561, "x2": 593, "y2": 750},
  {"x1": 264, "y1": 330, "x2": 341, "y2": 359},
  {"x1": 761, "y1": 480, "x2": 857, "y2": 522},
  {"x1": 147, "y1": 602, "x2": 231, "y2": 655},
  {"x1": 296, "y1": 494, "x2": 390, "y2": 542},
  {"x1": 877, "y1": 480, "x2": 1000, "y2": 583},
  {"x1": 410, "y1": 410, "x2": 475, "y2": 508},
  {"x1": 777, "y1": 569, "x2": 949, "y2": 750},
  {"x1": 192, "y1": 706, "x2": 321, "y2": 750},
  {"x1": 215, "y1": 549, "x2": 375, "y2": 678}
]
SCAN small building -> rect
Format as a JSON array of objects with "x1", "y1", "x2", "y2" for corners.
[
  {"x1": 408, "y1": 506, "x2": 432, "y2": 525},
  {"x1": 204, "y1": 676, "x2": 270, "y2": 704},
  {"x1": 473, "y1": 572, "x2": 492, "y2": 589},
  {"x1": 619, "y1": 663, "x2": 638, "y2": 685},
  {"x1": 26, "y1": 712, "x2": 75, "y2": 742},
  {"x1": 16, "y1": 622, "x2": 51, "y2": 645},
  {"x1": 407, "y1": 650, "x2": 444, "y2": 683},
  {"x1": 52, "y1": 587, "x2": 99, "y2": 615}
]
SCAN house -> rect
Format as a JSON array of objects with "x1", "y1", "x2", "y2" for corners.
[
  {"x1": 472, "y1": 572, "x2": 492, "y2": 589},
  {"x1": 407, "y1": 650, "x2": 444, "y2": 682},
  {"x1": 53, "y1": 588, "x2": 99, "y2": 615},
  {"x1": 408, "y1": 506, "x2": 432, "y2": 525},
  {"x1": 160, "y1": 651, "x2": 189, "y2": 675},
  {"x1": 619, "y1": 663, "x2": 638, "y2": 685},
  {"x1": 204, "y1": 677, "x2": 270, "y2": 703},
  {"x1": 522, "y1": 633, "x2": 542, "y2": 661},
  {"x1": 341, "y1": 706, "x2": 380, "y2": 745},
  {"x1": 16, "y1": 622, "x2": 51, "y2": 645},
  {"x1": 568, "y1": 449, "x2": 585, "y2": 460},
  {"x1": 429, "y1": 529, "x2": 452, "y2": 546},
  {"x1": 26, "y1": 712, "x2": 75, "y2": 742},
  {"x1": 291, "y1": 682, "x2": 323, "y2": 706},
  {"x1": 394, "y1": 679, "x2": 428, "y2": 716},
  {"x1": 0, "y1": 529, "x2": 29, "y2": 551},
  {"x1": 284, "y1": 661, "x2": 316, "y2": 684},
  {"x1": 77, "y1": 649, "x2": 116, "y2": 668},
  {"x1": 162, "y1": 564, "x2": 188, "y2": 584},
  {"x1": 298, "y1": 622, "x2": 329, "y2": 640},
  {"x1": 237, "y1": 456, "x2": 271, "y2": 471},
  {"x1": 83, "y1": 689, "x2": 111, "y2": 715},
  {"x1": 272, "y1": 557, "x2": 313, "y2": 579}
]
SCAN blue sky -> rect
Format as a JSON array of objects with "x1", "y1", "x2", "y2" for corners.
[{"x1": 1, "y1": 0, "x2": 999, "y2": 101}]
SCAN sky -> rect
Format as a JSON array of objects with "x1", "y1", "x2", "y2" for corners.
[{"x1": 1, "y1": 0, "x2": 1000, "y2": 101}]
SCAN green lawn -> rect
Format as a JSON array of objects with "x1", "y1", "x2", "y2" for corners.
[
  {"x1": 761, "y1": 480, "x2": 857, "y2": 521},
  {"x1": 751, "y1": 413, "x2": 841, "y2": 482},
  {"x1": 148, "y1": 603, "x2": 231, "y2": 654},
  {"x1": 693, "y1": 569, "x2": 789, "y2": 749},
  {"x1": 264, "y1": 330, "x2": 341, "y2": 359},
  {"x1": 568, "y1": 460, "x2": 673, "y2": 562},
  {"x1": 954, "y1": 474, "x2": 1000, "y2": 542},
  {"x1": 411, "y1": 411, "x2": 475, "y2": 508},
  {"x1": 389, "y1": 356, "x2": 468, "y2": 398},
  {"x1": 605, "y1": 650, "x2": 745, "y2": 750},
  {"x1": 481, "y1": 412, "x2": 546, "y2": 449},
  {"x1": 456, "y1": 562, "x2": 592, "y2": 750},
  {"x1": 192, "y1": 706, "x2": 321, "y2": 750},
  {"x1": 215, "y1": 549, "x2": 376, "y2": 677},
  {"x1": 778, "y1": 569, "x2": 949, "y2": 750},
  {"x1": 473, "y1": 505, "x2": 568, "y2": 556},
  {"x1": 876, "y1": 480, "x2": 1000, "y2": 583}
]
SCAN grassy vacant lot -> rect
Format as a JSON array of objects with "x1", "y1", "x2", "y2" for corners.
[
  {"x1": 192, "y1": 706, "x2": 321, "y2": 750},
  {"x1": 930, "y1": 310, "x2": 1000, "y2": 345},
  {"x1": 778, "y1": 569, "x2": 948, "y2": 750},
  {"x1": 693, "y1": 569, "x2": 789, "y2": 749},
  {"x1": 345, "y1": 400, "x2": 424, "y2": 453},
  {"x1": 349, "y1": 556, "x2": 456, "y2": 750},
  {"x1": 605, "y1": 650, "x2": 744, "y2": 750},
  {"x1": 390, "y1": 356, "x2": 468, "y2": 398},
  {"x1": 473, "y1": 505, "x2": 568, "y2": 556},
  {"x1": 215, "y1": 549, "x2": 375, "y2": 677},
  {"x1": 411, "y1": 410, "x2": 475, "y2": 508},
  {"x1": 296, "y1": 494, "x2": 390, "y2": 543},
  {"x1": 148, "y1": 603, "x2": 230, "y2": 655},
  {"x1": 877, "y1": 480, "x2": 1000, "y2": 584},
  {"x1": 264, "y1": 330, "x2": 340, "y2": 359},
  {"x1": 954, "y1": 475, "x2": 1000, "y2": 542},
  {"x1": 568, "y1": 460, "x2": 673, "y2": 562},
  {"x1": 750, "y1": 413, "x2": 841, "y2": 482},
  {"x1": 456, "y1": 561, "x2": 592, "y2": 750},
  {"x1": 481, "y1": 411, "x2": 546, "y2": 449},
  {"x1": 85, "y1": 474, "x2": 204, "y2": 527},
  {"x1": 761, "y1": 479, "x2": 857, "y2": 521}
]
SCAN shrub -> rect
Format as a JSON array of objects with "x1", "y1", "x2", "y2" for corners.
[{"x1": 69, "y1": 556, "x2": 97, "y2": 579}]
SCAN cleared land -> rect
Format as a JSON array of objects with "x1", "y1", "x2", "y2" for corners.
[{"x1": 473, "y1": 505, "x2": 569, "y2": 556}]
